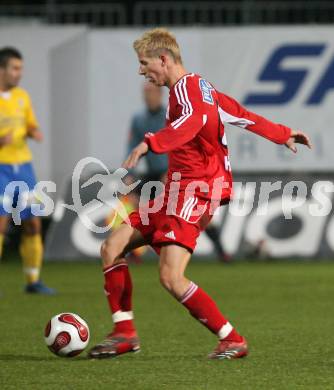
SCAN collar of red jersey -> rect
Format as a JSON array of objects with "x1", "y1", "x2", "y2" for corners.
[{"x1": 172, "y1": 72, "x2": 195, "y2": 88}]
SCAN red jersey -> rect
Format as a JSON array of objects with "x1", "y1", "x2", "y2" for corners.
[{"x1": 144, "y1": 73, "x2": 291, "y2": 202}]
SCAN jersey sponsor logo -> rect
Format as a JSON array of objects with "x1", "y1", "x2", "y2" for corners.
[
  {"x1": 244, "y1": 43, "x2": 334, "y2": 105},
  {"x1": 199, "y1": 78, "x2": 214, "y2": 105}
]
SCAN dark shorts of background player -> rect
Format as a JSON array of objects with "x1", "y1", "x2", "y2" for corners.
[{"x1": 127, "y1": 192, "x2": 223, "y2": 254}]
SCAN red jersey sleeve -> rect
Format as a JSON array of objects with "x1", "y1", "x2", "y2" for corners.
[
  {"x1": 217, "y1": 92, "x2": 291, "y2": 144},
  {"x1": 144, "y1": 76, "x2": 205, "y2": 153}
]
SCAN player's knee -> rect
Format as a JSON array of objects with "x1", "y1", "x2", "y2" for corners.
[
  {"x1": 100, "y1": 239, "x2": 120, "y2": 266},
  {"x1": 159, "y1": 274, "x2": 172, "y2": 291},
  {"x1": 159, "y1": 269, "x2": 181, "y2": 293}
]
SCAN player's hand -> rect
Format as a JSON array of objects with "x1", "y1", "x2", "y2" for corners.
[
  {"x1": 285, "y1": 130, "x2": 312, "y2": 153},
  {"x1": 29, "y1": 129, "x2": 43, "y2": 142},
  {"x1": 122, "y1": 142, "x2": 149, "y2": 169},
  {"x1": 0, "y1": 132, "x2": 13, "y2": 146}
]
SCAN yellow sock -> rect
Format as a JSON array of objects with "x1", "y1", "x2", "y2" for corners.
[
  {"x1": 19, "y1": 234, "x2": 43, "y2": 284},
  {"x1": 0, "y1": 234, "x2": 4, "y2": 259}
]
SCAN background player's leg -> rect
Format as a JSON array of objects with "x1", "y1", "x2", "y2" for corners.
[
  {"x1": 0, "y1": 164, "x2": 12, "y2": 261},
  {"x1": 159, "y1": 244, "x2": 243, "y2": 342},
  {"x1": 16, "y1": 162, "x2": 54, "y2": 294},
  {"x1": 205, "y1": 224, "x2": 231, "y2": 263},
  {"x1": 0, "y1": 215, "x2": 9, "y2": 259},
  {"x1": 21, "y1": 217, "x2": 41, "y2": 283},
  {"x1": 21, "y1": 217, "x2": 54, "y2": 294}
]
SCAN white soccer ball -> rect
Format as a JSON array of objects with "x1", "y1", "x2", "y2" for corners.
[{"x1": 44, "y1": 313, "x2": 90, "y2": 357}]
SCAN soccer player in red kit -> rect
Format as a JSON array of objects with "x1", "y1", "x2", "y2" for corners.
[{"x1": 88, "y1": 29, "x2": 312, "y2": 359}]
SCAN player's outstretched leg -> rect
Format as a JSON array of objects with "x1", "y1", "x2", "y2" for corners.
[
  {"x1": 159, "y1": 244, "x2": 248, "y2": 360},
  {"x1": 88, "y1": 224, "x2": 146, "y2": 359}
]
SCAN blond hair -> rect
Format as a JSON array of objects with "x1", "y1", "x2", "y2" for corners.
[{"x1": 133, "y1": 28, "x2": 182, "y2": 64}]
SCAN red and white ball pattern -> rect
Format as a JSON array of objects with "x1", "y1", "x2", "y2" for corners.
[{"x1": 44, "y1": 313, "x2": 90, "y2": 357}]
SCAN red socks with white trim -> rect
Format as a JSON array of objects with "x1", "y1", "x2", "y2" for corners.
[
  {"x1": 103, "y1": 264, "x2": 242, "y2": 342},
  {"x1": 180, "y1": 281, "x2": 243, "y2": 342},
  {"x1": 103, "y1": 263, "x2": 135, "y2": 333}
]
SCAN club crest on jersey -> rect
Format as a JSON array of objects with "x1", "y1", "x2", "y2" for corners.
[{"x1": 199, "y1": 78, "x2": 214, "y2": 105}]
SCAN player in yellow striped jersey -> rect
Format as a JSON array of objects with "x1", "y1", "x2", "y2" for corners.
[{"x1": 0, "y1": 47, "x2": 55, "y2": 294}]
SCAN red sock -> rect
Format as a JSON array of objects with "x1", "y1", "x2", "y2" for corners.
[
  {"x1": 104, "y1": 263, "x2": 135, "y2": 333},
  {"x1": 180, "y1": 282, "x2": 242, "y2": 342}
]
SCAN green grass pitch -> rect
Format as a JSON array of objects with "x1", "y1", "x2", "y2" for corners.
[{"x1": 1, "y1": 258, "x2": 334, "y2": 389}]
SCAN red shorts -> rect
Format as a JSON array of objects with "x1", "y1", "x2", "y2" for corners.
[{"x1": 128, "y1": 192, "x2": 221, "y2": 254}]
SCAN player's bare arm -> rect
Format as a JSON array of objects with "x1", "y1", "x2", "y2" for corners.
[
  {"x1": 285, "y1": 129, "x2": 312, "y2": 153},
  {"x1": 123, "y1": 141, "x2": 148, "y2": 169}
]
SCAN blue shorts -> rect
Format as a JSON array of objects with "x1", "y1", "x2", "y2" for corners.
[{"x1": 0, "y1": 162, "x2": 37, "y2": 221}]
